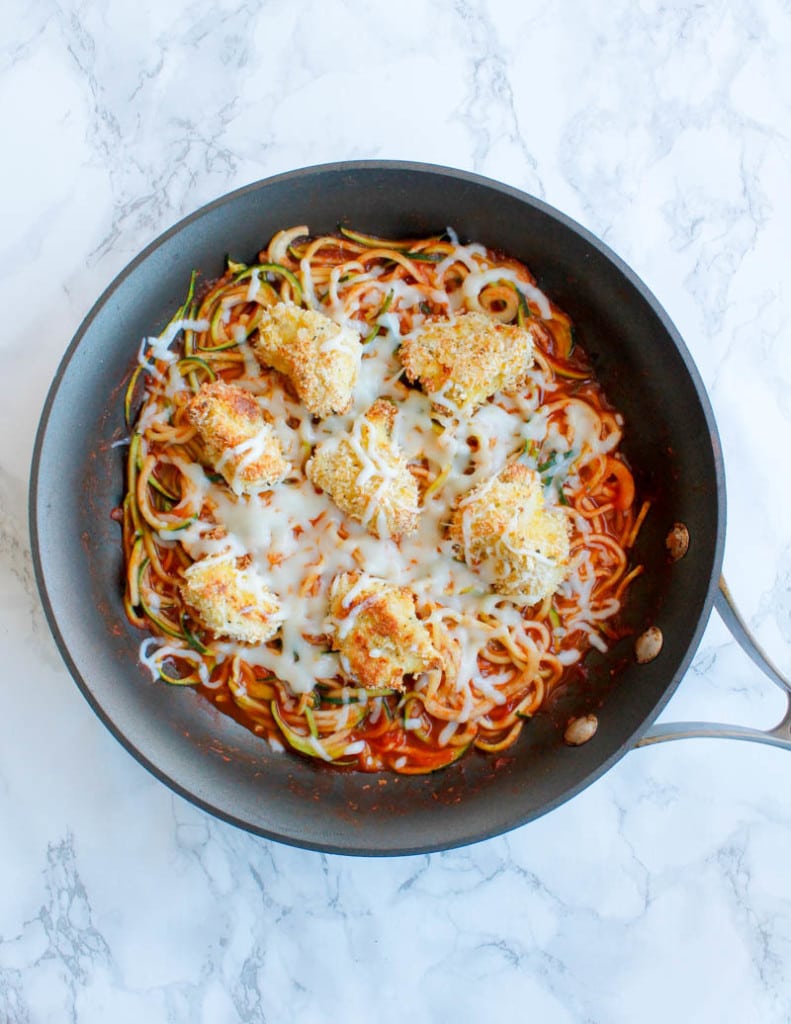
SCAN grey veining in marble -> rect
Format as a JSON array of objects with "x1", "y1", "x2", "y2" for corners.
[{"x1": 3, "y1": 0, "x2": 791, "y2": 1021}]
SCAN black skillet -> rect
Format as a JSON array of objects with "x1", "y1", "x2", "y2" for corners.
[{"x1": 29, "y1": 161, "x2": 791, "y2": 856}]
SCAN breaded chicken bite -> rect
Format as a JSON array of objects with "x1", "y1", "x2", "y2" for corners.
[
  {"x1": 328, "y1": 572, "x2": 442, "y2": 691},
  {"x1": 306, "y1": 399, "x2": 419, "y2": 539},
  {"x1": 186, "y1": 380, "x2": 289, "y2": 495},
  {"x1": 449, "y1": 463, "x2": 570, "y2": 602},
  {"x1": 400, "y1": 311, "x2": 536, "y2": 415},
  {"x1": 180, "y1": 553, "x2": 284, "y2": 644},
  {"x1": 253, "y1": 301, "x2": 360, "y2": 418}
]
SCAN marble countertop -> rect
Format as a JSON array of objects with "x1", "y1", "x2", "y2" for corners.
[{"x1": 4, "y1": 1, "x2": 791, "y2": 1020}]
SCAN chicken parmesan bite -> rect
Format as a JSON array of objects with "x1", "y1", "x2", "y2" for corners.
[
  {"x1": 400, "y1": 311, "x2": 536, "y2": 415},
  {"x1": 306, "y1": 399, "x2": 419, "y2": 539},
  {"x1": 186, "y1": 380, "x2": 289, "y2": 495},
  {"x1": 449, "y1": 463, "x2": 570, "y2": 603},
  {"x1": 180, "y1": 553, "x2": 284, "y2": 644},
  {"x1": 328, "y1": 572, "x2": 442, "y2": 691},
  {"x1": 252, "y1": 301, "x2": 361, "y2": 418}
]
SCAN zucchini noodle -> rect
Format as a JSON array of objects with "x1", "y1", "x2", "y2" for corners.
[{"x1": 118, "y1": 225, "x2": 648, "y2": 774}]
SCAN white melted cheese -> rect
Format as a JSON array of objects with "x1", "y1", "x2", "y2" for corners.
[
  {"x1": 138, "y1": 232, "x2": 629, "y2": 696},
  {"x1": 461, "y1": 266, "x2": 552, "y2": 320},
  {"x1": 246, "y1": 269, "x2": 261, "y2": 303},
  {"x1": 214, "y1": 429, "x2": 277, "y2": 495}
]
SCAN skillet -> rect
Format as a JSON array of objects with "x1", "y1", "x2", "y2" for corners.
[{"x1": 29, "y1": 161, "x2": 790, "y2": 856}]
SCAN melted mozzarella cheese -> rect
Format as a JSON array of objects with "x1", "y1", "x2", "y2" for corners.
[
  {"x1": 462, "y1": 267, "x2": 552, "y2": 320},
  {"x1": 137, "y1": 231, "x2": 631, "y2": 696}
]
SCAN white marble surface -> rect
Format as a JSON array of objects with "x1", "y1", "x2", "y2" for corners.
[{"x1": 3, "y1": 0, "x2": 791, "y2": 1020}]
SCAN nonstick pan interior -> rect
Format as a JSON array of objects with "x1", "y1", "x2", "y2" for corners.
[{"x1": 30, "y1": 162, "x2": 725, "y2": 854}]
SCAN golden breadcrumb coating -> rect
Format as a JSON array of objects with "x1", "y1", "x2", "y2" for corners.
[
  {"x1": 449, "y1": 463, "x2": 570, "y2": 602},
  {"x1": 180, "y1": 553, "x2": 283, "y2": 644},
  {"x1": 399, "y1": 311, "x2": 536, "y2": 415},
  {"x1": 252, "y1": 301, "x2": 360, "y2": 418},
  {"x1": 306, "y1": 399, "x2": 419, "y2": 539},
  {"x1": 186, "y1": 380, "x2": 289, "y2": 495},
  {"x1": 328, "y1": 572, "x2": 442, "y2": 691}
]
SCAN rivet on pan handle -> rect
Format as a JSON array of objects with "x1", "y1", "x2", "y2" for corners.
[{"x1": 637, "y1": 578, "x2": 791, "y2": 752}]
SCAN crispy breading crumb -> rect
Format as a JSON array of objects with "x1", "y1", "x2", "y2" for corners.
[
  {"x1": 306, "y1": 399, "x2": 419, "y2": 539},
  {"x1": 181, "y1": 553, "x2": 283, "y2": 644},
  {"x1": 564, "y1": 714, "x2": 598, "y2": 746},
  {"x1": 449, "y1": 463, "x2": 570, "y2": 602},
  {"x1": 253, "y1": 301, "x2": 360, "y2": 418},
  {"x1": 399, "y1": 311, "x2": 536, "y2": 415},
  {"x1": 635, "y1": 626, "x2": 663, "y2": 664},
  {"x1": 186, "y1": 380, "x2": 289, "y2": 495},
  {"x1": 665, "y1": 522, "x2": 689, "y2": 561},
  {"x1": 328, "y1": 572, "x2": 442, "y2": 691}
]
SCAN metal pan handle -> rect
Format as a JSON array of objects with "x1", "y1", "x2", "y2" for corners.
[{"x1": 636, "y1": 578, "x2": 791, "y2": 752}]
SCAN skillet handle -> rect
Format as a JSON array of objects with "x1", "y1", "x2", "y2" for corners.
[{"x1": 636, "y1": 577, "x2": 791, "y2": 752}]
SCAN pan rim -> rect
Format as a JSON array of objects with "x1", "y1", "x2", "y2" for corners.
[{"x1": 28, "y1": 160, "x2": 727, "y2": 855}]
